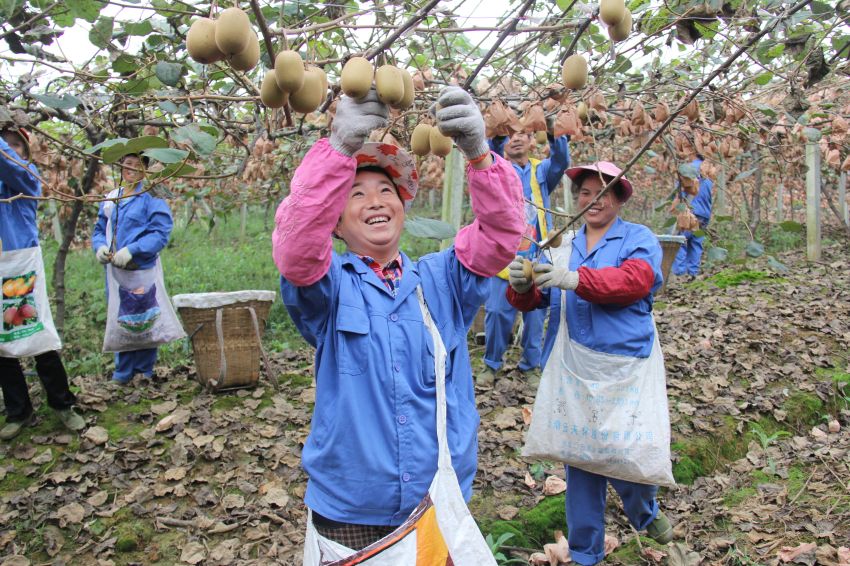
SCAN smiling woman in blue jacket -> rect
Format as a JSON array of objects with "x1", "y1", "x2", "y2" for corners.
[{"x1": 91, "y1": 153, "x2": 173, "y2": 384}]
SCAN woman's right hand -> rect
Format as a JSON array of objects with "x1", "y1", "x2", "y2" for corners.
[
  {"x1": 96, "y1": 246, "x2": 111, "y2": 264},
  {"x1": 329, "y1": 89, "x2": 389, "y2": 156},
  {"x1": 508, "y1": 256, "x2": 532, "y2": 294}
]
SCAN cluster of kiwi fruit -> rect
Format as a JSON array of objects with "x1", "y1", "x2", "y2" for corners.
[
  {"x1": 187, "y1": 7, "x2": 260, "y2": 72},
  {"x1": 409, "y1": 124, "x2": 453, "y2": 158},
  {"x1": 340, "y1": 58, "x2": 415, "y2": 110},
  {"x1": 600, "y1": 0, "x2": 633, "y2": 42},
  {"x1": 261, "y1": 51, "x2": 328, "y2": 113}
]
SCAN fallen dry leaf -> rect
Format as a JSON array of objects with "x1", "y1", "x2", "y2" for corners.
[
  {"x1": 522, "y1": 406, "x2": 533, "y2": 426},
  {"x1": 84, "y1": 426, "x2": 108, "y2": 445},
  {"x1": 778, "y1": 542, "x2": 817, "y2": 562},
  {"x1": 497, "y1": 505, "x2": 519, "y2": 520},
  {"x1": 1, "y1": 556, "x2": 30, "y2": 566},
  {"x1": 543, "y1": 475, "x2": 567, "y2": 496},
  {"x1": 643, "y1": 546, "x2": 667, "y2": 562},
  {"x1": 668, "y1": 542, "x2": 701, "y2": 566},
  {"x1": 543, "y1": 530, "x2": 570, "y2": 565},
  {"x1": 524, "y1": 471, "x2": 537, "y2": 489},
  {"x1": 163, "y1": 466, "x2": 188, "y2": 481},
  {"x1": 603, "y1": 534, "x2": 620, "y2": 555},
  {"x1": 828, "y1": 420, "x2": 840, "y2": 433},
  {"x1": 56, "y1": 502, "x2": 86, "y2": 527},
  {"x1": 180, "y1": 541, "x2": 206, "y2": 564}
]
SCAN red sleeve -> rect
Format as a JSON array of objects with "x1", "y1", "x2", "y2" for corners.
[
  {"x1": 506, "y1": 284, "x2": 544, "y2": 312},
  {"x1": 575, "y1": 258, "x2": 655, "y2": 305}
]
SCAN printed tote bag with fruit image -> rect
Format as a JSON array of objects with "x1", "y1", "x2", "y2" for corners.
[
  {"x1": 302, "y1": 287, "x2": 497, "y2": 566},
  {"x1": 0, "y1": 246, "x2": 62, "y2": 357}
]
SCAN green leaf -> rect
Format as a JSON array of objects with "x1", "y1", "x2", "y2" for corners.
[
  {"x1": 707, "y1": 247, "x2": 727, "y2": 262},
  {"x1": 84, "y1": 138, "x2": 128, "y2": 156},
  {"x1": 556, "y1": 0, "x2": 572, "y2": 10},
  {"x1": 779, "y1": 220, "x2": 804, "y2": 233},
  {"x1": 172, "y1": 124, "x2": 217, "y2": 156},
  {"x1": 810, "y1": 0, "x2": 831, "y2": 15},
  {"x1": 88, "y1": 16, "x2": 114, "y2": 49},
  {"x1": 112, "y1": 54, "x2": 139, "y2": 74},
  {"x1": 154, "y1": 61, "x2": 184, "y2": 87},
  {"x1": 754, "y1": 72, "x2": 772, "y2": 86},
  {"x1": 32, "y1": 93, "x2": 82, "y2": 110},
  {"x1": 158, "y1": 101, "x2": 179, "y2": 114},
  {"x1": 644, "y1": 165, "x2": 657, "y2": 174},
  {"x1": 404, "y1": 217, "x2": 457, "y2": 240},
  {"x1": 143, "y1": 147, "x2": 189, "y2": 164},
  {"x1": 87, "y1": 136, "x2": 169, "y2": 163},
  {"x1": 754, "y1": 104, "x2": 777, "y2": 118},
  {"x1": 714, "y1": 215, "x2": 733, "y2": 223},
  {"x1": 1, "y1": 0, "x2": 23, "y2": 20},
  {"x1": 67, "y1": 0, "x2": 101, "y2": 23},
  {"x1": 152, "y1": 161, "x2": 197, "y2": 178},
  {"x1": 767, "y1": 44, "x2": 785, "y2": 58},
  {"x1": 733, "y1": 168, "x2": 758, "y2": 182},
  {"x1": 663, "y1": 216, "x2": 677, "y2": 228},
  {"x1": 745, "y1": 240, "x2": 765, "y2": 258},
  {"x1": 123, "y1": 20, "x2": 153, "y2": 36}
]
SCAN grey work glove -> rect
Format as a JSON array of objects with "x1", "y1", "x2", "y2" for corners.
[
  {"x1": 330, "y1": 89, "x2": 389, "y2": 156},
  {"x1": 95, "y1": 245, "x2": 111, "y2": 265},
  {"x1": 433, "y1": 86, "x2": 489, "y2": 160},
  {"x1": 533, "y1": 263, "x2": 579, "y2": 290},
  {"x1": 508, "y1": 256, "x2": 533, "y2": 294},
  {"x1": 111, "y1": 247, "x2": 133, "y2": 268}
]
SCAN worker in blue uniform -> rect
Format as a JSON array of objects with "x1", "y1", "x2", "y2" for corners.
[
  {"x1": 672, "y1": 156, "x2": 712, "y2": 280},
  {"x1": 91, "y1": 153, "x2": 173, "y2": 384},
  {"x1": 0, "y1": 126, "x2": 86, "y2": 439},
  {"x1": 478, "y1": 129, "x2": 570, "y2": 387}
]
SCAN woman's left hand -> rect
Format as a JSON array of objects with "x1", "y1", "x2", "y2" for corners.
[
  {"x1": 533, "y1": 263, "x2": 579, "y2": 290},
  {"x1": 111, "y1": 247, "x2": 133, "y2": 268}
]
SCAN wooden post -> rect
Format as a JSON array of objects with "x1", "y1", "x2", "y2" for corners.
[
  {"x1": 48, "y1": 200, "x2": 63, "y2": 243},
  {"x1": 805, "y1": 139, "x2": 822, "y2": 261},
  {"x1": 562, "y1": 177, "x2": 575, "y2": 217},
  {"x1": 840, "y1": 171, "x2": 849, "y2": 227},
  {"x1": 440, "y1": 148, "x2": 465, "y2": 250},
  {"x1": 776, "y1": 183, "x2": 784, "y2": 221}
]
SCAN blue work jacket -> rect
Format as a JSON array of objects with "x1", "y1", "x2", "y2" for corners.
[
  {"x1": 91, "y1": 184, "x2": 173, "y2": 270},
  {"x1": 0, "y1": 137, "x2": 41, "y2": 251},
  {"x1": 280, "y1": 246, "x2": 486, "y2": 526},
  {"x1": 679, "y1": 177, "x2": 713, "y2": 225},
  {"x1": 490, "y1": 135, "x2": 570, "y2": 256},
  {"x1": 540, "y1": 218, "x2": 663, "y2": 363}
]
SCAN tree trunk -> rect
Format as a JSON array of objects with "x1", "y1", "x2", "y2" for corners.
[
  {"x1": 750, "y1": 149, "x2": 762, "y2": 236},
  {"x1": 52, "y1": 155, "x2": 100, "y2": 334}
]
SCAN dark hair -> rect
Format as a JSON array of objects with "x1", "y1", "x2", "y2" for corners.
[
  {"x1": 120, "y1": 153, "x2": 150, "y2": 167},
  {"x1": 1, "y1": 129, "x2": 30, "y2": 160},
  {"x1": 355, "y1": 165, "x2": 402, "y2": 200},
  {"x1": 571, "y1": 170, "x2": 627, "y2": 202}
]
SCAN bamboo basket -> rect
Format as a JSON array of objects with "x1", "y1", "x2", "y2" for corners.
[
  {"x1": 656, "y1": 235, "x2": 686, "y2": 296},
  {"x1": 172, "y1": 291, "x2": 276, "y2": 391}
]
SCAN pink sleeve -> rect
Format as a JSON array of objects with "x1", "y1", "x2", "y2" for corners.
[
  {"x1": 454, "y1": 153, "x2": 525, "y2": 277},
  {"x1": 272, "y1": 139, "x2": 356, "y2": 286}
]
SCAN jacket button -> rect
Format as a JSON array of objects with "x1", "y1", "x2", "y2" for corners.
[
  {"x1": 390, "y1": 313, "x2": 399, "y2": 322},
  {"x1": 402, "y1": 472, "x2": 411, "y2": 482},
  {"x1": 397, "y1": 415, "x2": 407, "y2": 424},
  {"x1": 393, "y1": 363, "x2": 400, "y2": 372}
]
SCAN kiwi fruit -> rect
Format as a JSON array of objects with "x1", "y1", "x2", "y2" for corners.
[
  {"x1": 548, "y1": 233, "x2": 563, "y2": 248},
  {"x1": 340, "y1": 57, "x2": 373, "y2": 99},
  {"x1": 260, "y1": 71, "x2": 287, "y2": 108},
  {"x1": 375, "y1": 65, "x2": 405, "y2": 106},
  {"x1": 577, "y1": 101, "x2": 589, "y2": 121},
  {"x1": 394, "y1": 68, "x2": 415, "y2": 110},
  {"x1": 600, "y1": 0, "x2": 626, "y2": 26},
  {"x1": 608, "y1": 8, "x2": 632, "y2": 42},
  {"x1": 410, "y1": 123, "x2": 432, "y2": 156},
  {"x1": 274, "y1": 50, "x2": 305, "y2": 93},
  {"x1": 429, "y1": 128, "x2": 453, "y2": 157},
  {"x1": 561, "y1": 54, "x2": 588, "y2": 90},
  {"x1": 522, "y1": 259, "x2": 533, "y2": 281},
  {"x1": 289, "y1": 66, "x2": 324, "y2": 113},
  {"x1": 215, "y1": 7, "x2": 251, "y2": 56},
  {"x1": 230, "y1": 30, "x2": 260, "y2": 71},
  {"x1": 535, "y1": 131, "x2": 548, "y2": 144},
  {"x1": 187, "y1": 18, "x2": 224, "y2": 64}
]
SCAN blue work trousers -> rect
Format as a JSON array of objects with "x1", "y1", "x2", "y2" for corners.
[
  {"x1": 483, "y1": 277, "x2": 544, "y2": 371},
  {"x1": 113, "y1": 348, "x2": 157, "y2": 382},
  {"x1": 566, "y1": 466, "x2": 659, "y2": 565},
  {"x1": 671, "y1": 229, "x2": 705, "y2": 276}
]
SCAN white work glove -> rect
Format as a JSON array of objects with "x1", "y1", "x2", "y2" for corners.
[
  {"x1": 433, "y1": 86, "x2": 489, "y2": 160},
  {"x1": 533, "y1": 263, "x2": 579, "y2": 290},
  {"x1": 330, "y1": 89, "x2": 389, "y2": 156},
  {"x1": 111, "y1": 247, "x2": 133, "y2": 268},
  {"x1": 508, "y1": 256, "x2": 533, "y2": 294},
  {"x1": 95, "y1": 246, "x2": 111, "y2": 264}
]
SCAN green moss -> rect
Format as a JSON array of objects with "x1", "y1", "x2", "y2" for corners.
[
  {"x1": 787, "y1": 466, "x2": 807, "y2": 497},
  {"x1": 781, "y1": 392, "x2": 823, "y2": 429},
  {"x1": 671, "y1": 417, "x2": 749, "y2": 485},
  {"x1": 212, "y1": 394, "x2": 243, "y2": 412},
  {"x1": 724, "y1": 486, "x2": 757, "y2": 507},
  {"x1": 483, "y1": 521, "x2": 529, "y2": 549},
  {"x1": 673, "y1": 454, "x2": 705, "y2": 485},
  {"x1": 710, "y1": 269, "x2": 771, "y2": 288},
  {"x1": 521, "y1": 494, "x2": 566, "y2": 547},
  {"x1": 113, "y1": 513, "x2": 154, "y2": 554},
  {"x1": 608, "y1": 535, "x2": 659, "y2": 563},
  {"x1": 280, "y1": 372, "x2": 313, "y2": 388}
]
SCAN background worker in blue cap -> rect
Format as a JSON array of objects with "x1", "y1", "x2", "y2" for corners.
[
  {"x1": 672, "y1": 156, "x2": 713, "y2": 281},
  {"x1": 478, "y1": 127, "x2": 570, "y2": 388},
  {"x1": 91, "y1": 153, "x2": 173, "y2": 384},
  {"x1": 0, "y1": 125, "x2": 86, "y2": 440}
]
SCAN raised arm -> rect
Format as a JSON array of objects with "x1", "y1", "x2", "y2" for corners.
[
  {"x1": 272, "y1": 90, "x2": 388, "y2": 286},
  {"x1": 432, "y1": 86, "x2": 524, "y2": 277}
]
